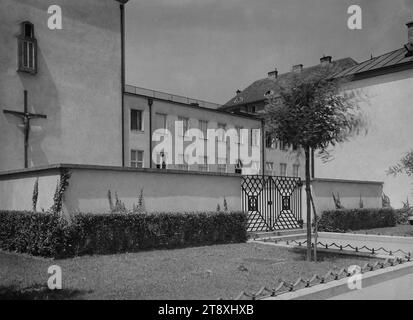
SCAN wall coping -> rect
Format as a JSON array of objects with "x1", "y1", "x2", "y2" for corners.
[
  {"x1": 0, "y1": 163, "x2": 244, "y2": 179},
  {"x1": 312, "y1": 177, "x2": 384, "y2": 185}
]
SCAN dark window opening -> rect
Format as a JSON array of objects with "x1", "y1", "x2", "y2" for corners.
[
  {"x1": 18, "y1": 21, "x2": 37, "y2": 74},
  {"x1": 131, "y1": 109, "x2": 143, "y2": 131}
]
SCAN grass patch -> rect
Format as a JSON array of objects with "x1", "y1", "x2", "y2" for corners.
[
  {"x1": 0, "y1": 243, "x2": 376, "y2": 300},
  {"x1": 352, "y1": 224, "x2": 413, "y2": 237}
]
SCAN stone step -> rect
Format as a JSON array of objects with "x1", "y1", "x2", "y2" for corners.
[
  {"x1": 249, "y1": 228, "x2": 306, "y2": 239},
  {"x1": 251, "y1": 233, "x2": 307, "y2": 242}
]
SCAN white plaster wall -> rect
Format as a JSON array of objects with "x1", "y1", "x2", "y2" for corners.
[
  {"x1": 311, "y1": 179, "x2": 383, "y2": 214},
  {"x1": 64, "y1": 167, "x2": 242, "y2": 213},
  {"x1": 315, "y1": 69, "x2": 413, "y2": 208},
  {"x1": 0, "y1": 170, "x2": 60, "y2": 211},
  {"x1": 0, "y1": 0, "x2": 123, "y2": 171}
]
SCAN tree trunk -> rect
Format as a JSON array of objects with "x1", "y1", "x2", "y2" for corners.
[
  {"x1": 310, "y1": 192, "x2": 318, "y2": 262},
  {"x1": 305, "y1": 147, "x2": 312, "y2": 262}
]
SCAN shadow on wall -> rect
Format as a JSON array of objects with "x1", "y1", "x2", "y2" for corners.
[{"x1": 18, "y1": 48, "x2": 61, "y2": 168}]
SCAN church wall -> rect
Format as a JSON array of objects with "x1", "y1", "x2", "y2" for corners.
[
  {"x1": 0, "y1": 0, "x2": 123, "y2": 171},
  {"x1": 314, "y1": 68, "x2": 413, "y2": 208}
]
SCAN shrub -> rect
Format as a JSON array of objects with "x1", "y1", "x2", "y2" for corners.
[
  {"x1": 394, "y1": 207, "x2": 413, "y2": 225},
  {"x1": 0, "y1": 211, "x2": 72, "y2": 258},
  {"x1": 318, "y1": 208, "x2": 396, "y2": 232},
  {"x1": 0, "y1": 210, "x2": 247, "y2": 258}
]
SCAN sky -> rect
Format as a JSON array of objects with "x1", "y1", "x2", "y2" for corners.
[{"x1": 125, "y1": 0, "x2": 413, "y2": 105}]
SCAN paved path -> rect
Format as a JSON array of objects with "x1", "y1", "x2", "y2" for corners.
[{"x1": 329, "y1": 272, "x2": 413, "y2": 300}]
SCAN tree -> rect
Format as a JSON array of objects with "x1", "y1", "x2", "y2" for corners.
[
  {"x1": 264, "y1": 65, "x2": 367, "y2": 261},
  {"x1": 388, "y1": 150, "x2": 413, "y2": 177}
]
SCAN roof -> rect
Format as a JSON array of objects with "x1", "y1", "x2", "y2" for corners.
[
  {"x1": 331, "y1": 46, "x2": 413, "y2": 79},
  {"x1": 124, "y1": 84, "x2": 261, "y2": 122},
  {"x1": 221, "y1": 58, "x2": 357, "y2": 110}
]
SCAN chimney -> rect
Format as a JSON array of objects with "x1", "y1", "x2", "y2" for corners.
[
  {"x1": 268, "y1": 68, "x2": 278, "y2": 79},
  {"x1": 320, "y1": 55, "x2": 332, "y2": 66},
  {"x1": 407, "y1": 21, "x2": 413, "y2": 44},
  {"x1": 405, "y1": 22, "x2": 413, "y2": 56},
  {"x1": 292, "y1": 64, "x2": 303, "y2": 73},
  {"x1": 236, "y1": 89, "x2": 242, "y2": 95}
]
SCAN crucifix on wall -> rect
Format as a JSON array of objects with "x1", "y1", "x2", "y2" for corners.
[{"x1": 3, "y1": 90, "x2": 47, "y2": 168}]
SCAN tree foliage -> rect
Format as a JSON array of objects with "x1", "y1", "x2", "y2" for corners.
[
  {"x1": 264, "y1": 66, "x2": 367, "y2": 160},
  {"x1": 388, "y1": 150, "x2": 413, "y2": 177}
]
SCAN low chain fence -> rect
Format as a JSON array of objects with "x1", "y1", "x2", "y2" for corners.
[
  {"x1": 230, "y1": 255, "x2": 411, "y2": 300},
  {"x1": 258, "y1": 237, "x2": 412, "y2": 257}
]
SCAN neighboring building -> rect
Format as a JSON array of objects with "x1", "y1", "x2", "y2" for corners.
[
  {"x1": 314, "y1": 22, "x2": 413, "y2": 208},
  {"x1": 0, "y1": 0, "x2": 126, "y2": 171},
  {"x1": 123, "y1": 85, "x2": 304, "y2": 177},
  {"x1": 0, "y1": 0, "x2": 304, "y2": 178},
  {"x1": 221, "y1": 21, "x2": 413, "y2": 208},
  {"x1": 220, "y1": 56, "x2": 357, "y2": 179}
]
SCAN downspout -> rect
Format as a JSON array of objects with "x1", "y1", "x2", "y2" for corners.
[
  {"x1": 120, "y1": 3, "x2": 126, "y2": 167},
  {"x1": 148, "y1": 98, "x2": 153, "y2": 168}
]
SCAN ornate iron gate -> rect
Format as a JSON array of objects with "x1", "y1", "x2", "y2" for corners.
[{"x1": 241, "y1": 175, "x2": 303, "y2": 232}]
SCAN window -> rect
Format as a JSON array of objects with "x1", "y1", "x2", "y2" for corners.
[
  {"x1": 216, "y1": 155, "x2": 227, "y2": 173},
  {"x1": 251, "y1": 161, "x2": 260, "y2": 171},
  {"x1": 293, "y1": 164, "x2": 300, "y2": 177},
  {"x1": 178, "y1": 116, "x2": 189, "y2": 136},
  {"x1": 131, "y1": 150, "x2": 144, "y2": 168},
  {"x1": 217, "y1": 123, "x2": 226, "y2": 142},
  {"x1": 18, "y1": 21, "x2": 37, "y2": 74},
  {"x1": 199, "y1": 156, "x2": 208, "y2": 172},
  {"x1": 156, "y1": 152, "x2": 167, "y2": 169},
  {"x1": 266, "y1": 136, "x2": 277, "y2": 149},
  {"x1": 280, "y1": 163, "x2": 287, "y2": 176},
  {"x1": 279, "y1": 140, "x2": 289, "y2": 151},
  {"x1": 156, "y1": 113, "x2": 167, "y2": 132},
  {"x1": 266, "y1": 162, "x2": 274, "y2": 174},
  {"x1": 251, "y1": 129, "x2": 260, "y2": 146},
  {"x1": 177, "y1": 154, "x2": 188, "y2": 171},
  {"x1": 236, "y1": 126, "x2": 244, "y2": 144},
  {"x1": 130, "y1": 109, "x2": 143, "y2": 131},
  {"x1": 199, "y1": 120, "x2": 208, "y2": 140}
]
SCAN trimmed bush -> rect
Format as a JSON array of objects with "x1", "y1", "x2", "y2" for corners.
[
  {"x1": 318, "y1": 208, "x2": 396, "y2": 232},
  {"x1": 394, "y1": 207, "x2": 413, "y2": 225},
  {"x1": 0, "y1": 211, "x2": 247, "y2": 258}
]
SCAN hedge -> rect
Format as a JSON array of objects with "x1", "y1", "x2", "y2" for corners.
[
  {"x1": 0, "y1": 211, "x2": 248, "y2": 258},
  {"x1": 317, "y1": 208, "x2": 396, "y2": 232},
  {"x1": 394, "y1": 207, "x2": 413, "y2": 225}
]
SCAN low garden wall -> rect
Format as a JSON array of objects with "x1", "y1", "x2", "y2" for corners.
[
  {"x1": 0, "y1": 164, "x2": 242, "y2": 215},
  {"x1": 311, "y1": 178, "x2": 383, "y2": 214}
]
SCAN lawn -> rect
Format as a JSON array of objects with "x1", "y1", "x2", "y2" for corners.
[
  {"x1": 353, "y1": 224, "x2": 413, "y2": 237},
  {"x1": 0, "y1": 243, "x2": 376, "y2": 300}
]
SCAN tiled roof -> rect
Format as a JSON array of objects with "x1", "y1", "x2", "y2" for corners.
[
  {"x1": 221, "y1": 58, "x2": 357, "y2": 110},
  {"x1": 331, "y1": 46, "x2": 413, "y2": 78}
]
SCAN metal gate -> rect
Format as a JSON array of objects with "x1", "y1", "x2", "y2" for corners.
[{"x1": 241, "y1": 175, "x2": 303, "y2": 232}]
